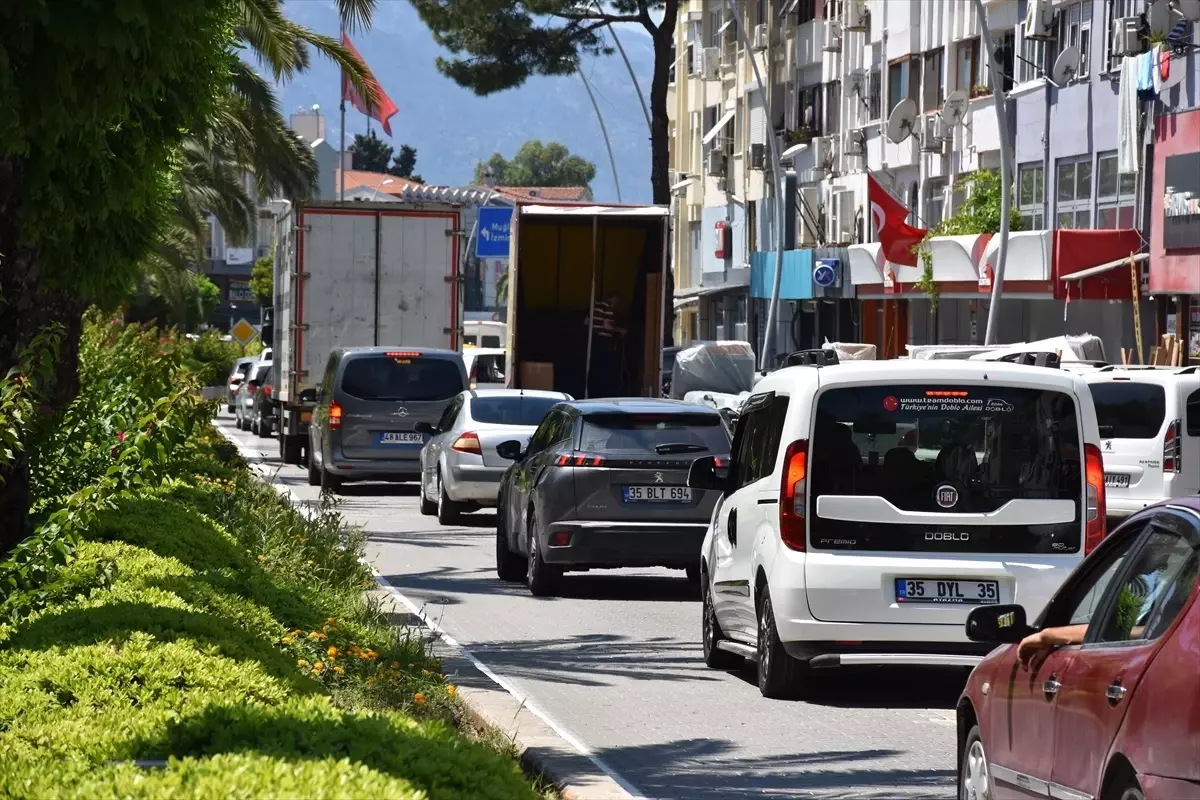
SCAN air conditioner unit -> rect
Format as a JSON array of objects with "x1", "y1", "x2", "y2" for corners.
[
  {"x1": 845, "y1": 130, "x2": 866, "y2": 156},
  {"x1": 706, "y1": 150, "x2": 727, "y2": 178},
  {"x1": 1111, "y1": 17, "x2": 1144, "y2": 57},
  {"x1": 920, "y1": 116, "x2": 945, "y2": 153},
  {"x1": 935, "y1": 114, "x2": 953, "y2": 142},
  {"x1": 1024, "y1": 0, "x2": 1055, "y2": 40},
  {"x1": 812, "y1": 136, "x2": 837, "y2": 171},
  {"x1": 753, "y1": 24, "x2": 769, "y2": 51},
  {"x1": 844, "y1": 1, "x2": 870, "y2": 33},
  {"x1": 822, "y1": 20, "x2": 843, "y2": 53},
  {"x1": 702, "y1": 47, "x2": 720, "y2": 79},
  {"x1": 749, "y1": 143, "x2": 766, "y2": 170}
]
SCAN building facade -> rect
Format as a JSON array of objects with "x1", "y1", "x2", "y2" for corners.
[{"x1": 668, "y1": 0, "x2": 1197, "y2": 362}]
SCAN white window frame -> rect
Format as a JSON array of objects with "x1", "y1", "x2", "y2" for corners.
[
  {"x1": 1018, "y1": 163, "x2": 1046, "y2": 230},
  {"x1": 1095, "y1": 150, "x2": 1138, "y2": 229},
  {"x1": 925, "y1": 178, "x2": 947, "y2": 228},
  {"x1": 1017, "y1": 31, "x2": 1054, "y2": 85},
  {"x1": 1056, "y1": 154, "x2": 1093, "y2": 230},
  {"x1": 1103, "y1": 0, "x2": 1142, "y2": 74},
  {"x1": 1057, "y1": 1, "x2": 1093, "y2": 81}
]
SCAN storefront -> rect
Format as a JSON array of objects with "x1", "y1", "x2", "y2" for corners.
[{"x1": 1149, "y1": 107, "x2": 1200, "y2": 364}]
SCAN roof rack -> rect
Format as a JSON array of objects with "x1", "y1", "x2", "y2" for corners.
[
  {"x1": 783, "y1": 349, "x2": 840, "y2": 368},
  {"x1": 1096, "y1": 364, "x2": 1198, "y2": 373},
  {"x1": 993, "y1": 351, "x2": 1061, "y2": 369}
]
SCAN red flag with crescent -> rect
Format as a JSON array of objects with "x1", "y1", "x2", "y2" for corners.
[{"x1": 868, "y1": 175, "x2": 927, "y2": 267}]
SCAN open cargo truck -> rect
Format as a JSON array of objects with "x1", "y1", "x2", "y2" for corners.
[
  {"x1": 270, "y1": 200, "x2": 462, "y2": 464},
  {"x1": 504, "y1": 204, "x2": 669, "y2": 399}
]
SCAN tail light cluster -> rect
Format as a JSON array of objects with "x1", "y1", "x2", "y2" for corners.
[
  {"x1": 263, "y1": 385, "x2": 273, "y2": 398},
  {"x1": 1084, "y1": 442, "x2": 1107, "y2": 554},
  {"x1": 329, "y1": 402, "x2": 343, "y2": 430},
  {"x1": 1163, "y1": 419, "x2": 1182, "y2": 474},
  {"x1": 555, "y1": 453, "x2": 606, "y2": 467},
  {"x1": 778, "y1": 440, "x2": 808, "y2": 551},
  {"x1": 468, "y1": 362, "x2": 478, "y2": 390},
  {"x1": 452, "y1": 432, "x2": 482, "y2": 454}
]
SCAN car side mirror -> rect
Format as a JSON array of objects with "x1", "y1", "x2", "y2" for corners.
[
  {"x1": 413, "y1": 422, "x2": 436, "y2": 435},
  {"x1": 300, "y1": 388, "x2": 317, "y2": 404},
  {"x1": 496, "y1": 439, "x2": 524, "y2": 461},
  {"x1": 687, "y1": 455, "x2": 730, "y2": 493},
  {"x1": 965, "y1": 604, "x2": 1036, "y2": 644}
]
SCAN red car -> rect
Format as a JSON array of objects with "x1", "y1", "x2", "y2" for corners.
[{"x1": 957, "y1": 500, "x2": 1200, "y2": 800}]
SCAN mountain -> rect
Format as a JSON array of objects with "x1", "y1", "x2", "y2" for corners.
[{"x1": 278, "y1": 1, "x2": 654, "y2": 203}]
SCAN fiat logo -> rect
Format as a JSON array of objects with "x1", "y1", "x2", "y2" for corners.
[{"x1": 936, "y1": 485, "x2": 959, "y2": 509}]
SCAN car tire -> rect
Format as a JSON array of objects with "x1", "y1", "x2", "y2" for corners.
[
  {"x1": 250, "y1": 416, "x2": 259, "y2": 436},
  {"x1": 525, "y1": 511, "x2": 560, "y2": 597},
  {"x1": 436, "y1": 472, "x2": 461, "y2": 524},
  {"x1": 419, "y1": 473, "x2": 437, "y2": 516},
  {"x1": 495, "y1": 511, "x2": 525, "y2": 581},
  {"x1": 258, "y1": 415, "x2": 271, "y2": 438},
  {"x1": 307, "y1": 453, "x2": 321, "y2": 487},
  {"x1": 226, "y1": 403, "x2": 235, "y2": 413},
  {"x1": 959, "y1": 724, "x2": 992, "y2": 800},
  {"x1": 756, "y1": 584, "x2": 805, "y2": 699},
  {"x1": 702, "y1": 571, "x2": 742, "y2": 670},
  {"x1": 320, "y1": 466, "x2": 342, "y2": 494},
  {"x1": 686, "y1": 565, "x2": 701, "y2": 584}
]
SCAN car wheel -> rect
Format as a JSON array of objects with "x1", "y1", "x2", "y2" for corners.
[
  {"x1": 756, "y1": 584, "x2": 805, "y2": 699},
  {"x1": 320, "y1": 466, "x2": 342, "y2": 494},
  {"x1": 685, "y1": 564, "x2": 701, "y2": 584},
  {"x1": 227, "y1": 403, "x2": 235, "y2": 413},
  {"x1": 419, "y1": 472, "x2": 437, "y2": 516},
  {"x1": 495, "y1": 509, "x2": 525, "y2": 581},
  {"x1": 702, "y1": 571, "x2": 742, "y2": 669},
  {"x1": 959, "y1": 725, "x2": 992, "y2": 800},
  {"x1": 436, "y1": 471, "x2": 461, "y2": 524},
  {"x1": 1104, "y1": 772, "x2": 1145, "y2": 800},
  {"x1": 251, "y1": 416, "x2": 259, "y2": 436},
  {"x1": 257, "y1": 415, "x2": 271, "y2": 438},
  {"x1": 525, "y1": 511, "x2": 560, "y2": 597},
  {"x1": 307, "y1": 452, "x2": 321, "y2": 487}
]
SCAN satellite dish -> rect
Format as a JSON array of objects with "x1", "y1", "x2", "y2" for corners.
[
  {"x1": 886, "y1": 99, "x2": 918, "y2": 144},
  {"x1": 942, "y1": 90, "x2": 969, "y2": 128},
  {"x1": 1147, "y1": 0, "x2": 1174, "y2": 37},
  {"x1": 1178, "y1": 0, "x2": 1200, "y2": 22},
  {"x1": 1051, "y1": 46, "x2": 1081, "y2": 86}
]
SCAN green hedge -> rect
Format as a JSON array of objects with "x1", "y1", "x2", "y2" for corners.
[{"x1": 0, "y1": 439, "x2": 537, "y2": 799}]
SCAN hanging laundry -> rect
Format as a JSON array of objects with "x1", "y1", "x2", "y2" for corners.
[
  {"x1": 1152, "y1": 45, "x2": 1166, "y2": 95},
  {"x1": 1118, "y1": 56, "x2": 1140, "y2": 175},
  {"x1": 1136, "y1": 50, "x2": 1155, "y2": 93}
]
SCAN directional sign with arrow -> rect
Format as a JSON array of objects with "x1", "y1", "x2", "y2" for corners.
[{"x1": 476, "y1": 207, "x2": 513, "y2": 258}]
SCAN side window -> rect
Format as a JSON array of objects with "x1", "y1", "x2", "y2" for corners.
[
  {"x1": 730, "y1": 409, "x2": 762, "y2": 490},
  {"x1": 528, "y1": 412, "x2": 560, "y2": 455},
  {"x1": 1187, "y1": 388, "x2": 1200, "y2": 437},
  {"x1": 730, "y1": 395, "x2": 790, "y2": 491},
  {"x1": 320, "y1": 353, "x2": 338, "y2": 399},
  {"x1": 1062, "y1": 531, "x2": 1140, "y2": 627},
  {"x1": 756, "y1": 395, "x2": 790, "y2": 480},
  {"x1": 437, "y1": 396, "x2": 462, "y2": 431},
  {"x1": 552, "y1": 412, "x2": 575, "y2": 445}
]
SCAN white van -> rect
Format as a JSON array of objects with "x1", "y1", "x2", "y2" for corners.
[
  {"x1": 462, "y1": 346, "x2": 508, "y2": 390},
  {"x1": 1083, "y1": 366, "x2": 1200, "y2": 520},
  {"x1": 688, "y1": 353, "x2": 1106, "y2": 698},
  {"x1": 463, "y1": 320, "x2": 506, "y2": 349}
]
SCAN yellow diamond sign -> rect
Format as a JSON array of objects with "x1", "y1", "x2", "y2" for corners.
[{"x1": 231, "y1": 318, "x2": 258, "y2": 346}]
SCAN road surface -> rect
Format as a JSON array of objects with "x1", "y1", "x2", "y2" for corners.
[{"x1": 219, "y1": 414, "x2": 962, "y2": 800}]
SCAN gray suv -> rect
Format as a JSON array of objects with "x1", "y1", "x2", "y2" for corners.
[{"x1": 307, "y1": 347, "x2": 467, "y2": 493}]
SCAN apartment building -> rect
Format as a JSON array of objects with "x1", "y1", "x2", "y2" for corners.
[
  {"x1": 669, "y1": 0, "x2": 1196, "y2": 361},
  {"x1": 202, "y1": 178, "x2": 282, "y2": 331}
]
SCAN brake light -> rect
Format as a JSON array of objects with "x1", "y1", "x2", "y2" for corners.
[
  {"x1": 779, "y1": 439, "x2": 808, "y2": 551},
  {"x1": 263, "y1": 385, "x2": 272, "y2": 398},
  {"x1": 1084, "y1": 442, "x2": 1107, "y2": 554},
  {"x1": 469, "y1": 361, "x2": 478, "y2": 390},
  {"x1": 1163, "y1": 419, "x2": 1181, "y2": 474},
  {"x1": 555, "y1": 453, "x2": 606, "y2": 466},
  {"x1": 385, "y1": 351, "x2": 421, "y2": 358},
  {"x1": 329, "y1": 402, "x2": 343, "y2": 430},
  {"x1": 452, "y1": 432, "x2": 482, "y2": 454}
]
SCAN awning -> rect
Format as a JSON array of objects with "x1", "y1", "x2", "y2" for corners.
[
  {"x1": 702, "y1": 109, "x2": 737, "y2": 146},
  {"x1": 749, "y1": 250, "x2": 814, "y2": 300},
  {"x1": 674, "y1": 297, "x2": 699, "y2": 310},
  {"x1": 1059, "y1": 252, "x2": 1148, "y2": 281},
  {"x1": 979, "y1": 230, "x2": 1053, "y2": 294},
  {"x1": 1052, "y1": 228, "x2": 1144, "y2": 301},
  {"x1": 674, "y1": 284, "x2": 747, "y2": 301}
]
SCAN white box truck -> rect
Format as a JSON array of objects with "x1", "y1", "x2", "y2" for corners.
[{"x1": 269, "y1": 200, "x2": 462, "y2": 464}]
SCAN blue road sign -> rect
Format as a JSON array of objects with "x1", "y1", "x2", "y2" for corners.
[
  {"x1": 813, "y1": 258, "x2": 840, "y2": 288},
  {"x1": 476, "y1": 207, "x2": 513, "y2": 258}
]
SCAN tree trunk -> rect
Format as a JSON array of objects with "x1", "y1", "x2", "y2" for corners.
[{"x1": 649, "y1": 0, "x2": 680, "y2": 348}]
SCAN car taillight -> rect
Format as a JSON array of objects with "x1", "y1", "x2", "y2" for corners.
[
  {"x1": 452, "y1": 432, "x2": 482, "y2": 454},
  {"x1": 1084, "y1": 442, "x2": 1107, "y2": 554},
  {"x1": 779, "y1": 439, "x2": 808, "y2": 551},
  {"x1": 556, "y1": 453, "x2": 606, "y2": 466},
  {"x1": 1163, "y1": 419, "x2": 1181, "y2": 474},
  {"x1": 263, "y1": 385, "x2": 272, "y2": 398},
  {"x1": 329, "y1": 402, "x2": 343, "y2": 431}
]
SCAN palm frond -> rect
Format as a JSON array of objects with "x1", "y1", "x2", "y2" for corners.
[
  {"x1": 286, "y1": 22, "x2": 379, "y2": 108},
  {"x1": 238, "y1": 0, "x2": 305, "y2": 80},
  {"x1": 338, "y1": 0, "x2": 376, "y2": 33}
]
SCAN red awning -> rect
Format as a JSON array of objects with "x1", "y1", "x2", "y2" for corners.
[{"x1": 1053, "y1": 229, "x2": 1143, "y2": 301}]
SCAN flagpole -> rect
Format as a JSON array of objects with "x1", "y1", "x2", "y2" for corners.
[{"x1": 339, "y1": 22, "x2": 346, "y2": 201}]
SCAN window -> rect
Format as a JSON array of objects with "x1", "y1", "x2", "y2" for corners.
[
  {"x1": 797, "y1": 84, "x2": 823, "y2": 134},
  {"x1": 922, "y1": 47, "x2": 945, "y2": 111},
  {"x1": 1095, "y1": 518, "x2": 1199, "y2": 644},
  {"x1": 1089, "y1": 383, "x2": 1166, "y2": 439},
  {"x1": 1064, "y1": 527, "x2": 1140, "y2": 626},
  {"x1": 436, "y1": 395, "x2": 464, "y2": 431},
  {"x1": 1018, "y1": 28, "x2": 1056, "y2": 84},
  {"x1": 1056, "y1": 155, "x2": 1093, "y2": 229},
  {"x1": 1188, "y1": 389, "x2": 1200, "y2": 436},
  {"x1": 1096, "y1": 151, "x2": 1137, "y2": 229},
  {"x1": 526, "y1": 411, "x2": 563, "y2": 454},
  {"x1": 957, "y1": 38, "x2": 982, "y2": 94},
  {"x1": 993, "y1": 30, "x2": 1016, "y2": 92},
  {"x1": 888, "y1": 56, "x2": 921, "y2": 116},
  {"x1": 748, "y1": 202, "x2": 758, "y2": 253},
  {"x1": 825, "y1": 80, "x2": 842, "y2": 135},
  {"x1": 1018, "y1": 163, "x2": 1046, "y2": 230},
  {"x1": 579, "y1": 412, "x2": 730, "y2": 455},
  {"x1": 1103, "y1": 0, "x2": 1140, "y2": 73},
  {"x1": 339, "y1": 355, "x2": 464, "y2": 402},
  {"x1": 668, "y1": 42, "x2": 677, "y2": 83},
  {"x1": 926, "y1": 178, "x2": 947, "y2": 227},
  {"x1": 707, "y1": 6, "x2": 722, "y2": 48},
  {"x1": 1058, "y1": 1, "x2": 1093, "y2": 79},
  {"x1": 794, "y1": 0, "x2": 817, "y2": 25},
  {"x1": 469, "y1": 396, "x2": 560, "y2": 426},
  {"x1": 756, "y1": 0, "x2": 767, "y2": 27},
  {"x1": 808, "y1": 385, "x2": 1084, "y2": 553},
  {"x1": 730, "y1": 394, "x2": 789, "y2": 490},
  {"x1": 867, "y1": 63, "x2": 882, "y2": 121}
]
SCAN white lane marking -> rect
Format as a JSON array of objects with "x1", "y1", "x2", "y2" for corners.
[{"x1": 370, "y1": 570, "x2": 647, "y2": 800}]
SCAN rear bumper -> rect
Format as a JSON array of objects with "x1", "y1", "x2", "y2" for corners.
[
  {"x1": 444, "y1": 463, "x2": 504, "y2": 504},
  {"x1": 540, "y1": 520, "x2": 707, "y2": 569},
  {"x1": 325, "y1": 456, "x2": 420, "y2": 482},
  {"x1": 1106, "y1": 497, "x2": 1165, "y2": 519}
]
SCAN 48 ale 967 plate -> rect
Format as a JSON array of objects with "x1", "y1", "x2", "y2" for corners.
[{"x1": 895, "y1": 578, "x2": 999, "y2": 605}]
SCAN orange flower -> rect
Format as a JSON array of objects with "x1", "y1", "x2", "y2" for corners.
[
  {"x1": 413, "y1": 692, "x2": 426, "y2": 706},
  {"x1": 313, "y1": 661, "x2": 325, "y2": 673},
  {"x1": 297, "y1": 659, "x2": 309, "y2": 667},
  {"x1": 447, "y1": 685, "x2": 457, "y2": 698},
  {"x1": 327, "y1": 646, "x2": 339, "y2": 659},
  {"x1": 333, "y1": 665, "x2": 344, "y2": 675}
]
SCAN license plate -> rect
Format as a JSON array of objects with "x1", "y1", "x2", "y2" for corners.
[
  {"x1": 300, "y1": 412, "x2": 312, "y2": 423},
  {"x1": 623, "y1": 485, "x2": 692, "y2": 502},
  {"x1": 895, "y1": 578, "x2": 1000, "y2": 605},
  {"x1": 1105, "y1": 473, "x2": 1130, "y2": 489},
  {"x1": 379, "y1": 432, "x2": 423, "y2": 445}
]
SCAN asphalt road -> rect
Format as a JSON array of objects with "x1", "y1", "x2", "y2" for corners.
[{"x1": 219, "y1": 414, "x2": 962, "y2": 800}]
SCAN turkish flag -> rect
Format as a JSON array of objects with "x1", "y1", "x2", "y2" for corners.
[
  {"x1": 341, "y1": 34, "x2": 398, "y2": 136},
  {"x1": 867, "y1": 175, "x2": 926, "y2": 267}
]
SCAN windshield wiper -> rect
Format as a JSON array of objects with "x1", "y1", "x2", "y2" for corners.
[{"x1": 655, "y1": 442, "x2": 707, "y2": 454}]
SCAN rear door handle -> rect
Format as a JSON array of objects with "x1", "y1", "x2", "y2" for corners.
[
  {"x1": 1042, "y1": 676, "x2": 1061, "y2": 697},
  {"x1": 728, "y1": 509, "x2": 738, "y2": 547},
  {"x1": 1107, "y1": 682, "x2": 1126, "y2": 704}
]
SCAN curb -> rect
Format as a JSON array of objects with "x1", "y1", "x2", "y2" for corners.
[{"x1": 215, "y1": 420, "x2": 637, "y2": 800}]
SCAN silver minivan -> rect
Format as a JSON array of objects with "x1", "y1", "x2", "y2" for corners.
[{"x1": 307, "y1": 347, "x2": 467, "y2": 493}]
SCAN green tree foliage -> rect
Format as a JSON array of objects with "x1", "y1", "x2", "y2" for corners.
[
  {"x1": 473, "y1": 140, "x2": 596, "y2": 189},
  {"x1": 251, "y1": 251, "x2": 275, "y2": 306},
  {"x1": 349, "y1": 133, "x2": 424, "y2": 182},
  {"x1": 915, "y1": 169, "x2": 1024, "y2": 309},
  {"x1": 392, "y1": 144, "x2": 423, "y2": 183}
]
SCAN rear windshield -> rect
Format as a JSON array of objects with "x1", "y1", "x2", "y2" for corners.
[
  {"x1": 339, "y1": 356, "x2": 464, "y2": 402},
  {"x1": 810, "y1": 385, "x2": 1082, "y2": 554},
  {"x1": 470, "y1": 396, "x2": 559, "y2": 426},
  {"x1": 579, "y1": 413, "x2": 730, "y2": 454},
  {"x1": 470, "y1": 354, "x2": 507, "y2": 383},
  {"x1": 232, "y1": 361, "x2": 254, "y2": 377},
  {"x1": 1089, "y1": 382, "x2": 1166, "y2": 439},
  {"x1": 249, "y1": 364, "x2": 271, "y2": 382}
]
